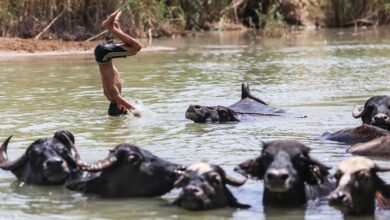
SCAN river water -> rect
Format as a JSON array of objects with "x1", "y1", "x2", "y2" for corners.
[{"x1": 0, "y1": 28, "x2": 389, "y2": 220}]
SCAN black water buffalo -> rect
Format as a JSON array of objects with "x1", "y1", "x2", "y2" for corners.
[
  {"x1": 66, "y1": 144, "x2": 184, "y2": 197},
  {"x1": 173, "y1": 162, "x2": 249, "y2": 210},
  {"x1": 328, "y1": 156, "x2": 390, "y2": 215},
  {"x1": 322, "y1": 95, "x2": 390, "y2": 144},
  {"x1": 235, "y1": 140, "x2": 333, "y2": 207},
  {"x1": 0, "y1": 130, "x2": 83, "y2": 185},
  {"x1": 185, "y1": 83, "x2": 285, "y2": 123},
  {"x1": 347, "y1": 135, "x2": 390, "y2": 156}
]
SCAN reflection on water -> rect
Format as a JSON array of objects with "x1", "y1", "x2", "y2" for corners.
[{"x1": 0, "y1": 27, "x2": 390, "y2": 219}]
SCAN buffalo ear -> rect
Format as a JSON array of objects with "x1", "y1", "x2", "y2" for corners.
[
  {"x1": 305, "y1": 156, "x2": 331, "y2": 185},
  {"x1": 216, "y1": 107, "x2": 239, "y2": 122},
  {"x1": 376, "y1": 184, "x2": 390, "y2": 208},
  {"x1": 54, "y1": 130, "x2": 75, "y2": 145},
  {"x1": 352, "y1": 105, "x2": 366, "y2": 118},
  {"x1": 236, "y1": 157, "x2": 265, "y2": 180}
]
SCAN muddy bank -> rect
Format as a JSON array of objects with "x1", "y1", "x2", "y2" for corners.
[{"x1": 0, "y1": 37, "x2": 176, "y2": 59}]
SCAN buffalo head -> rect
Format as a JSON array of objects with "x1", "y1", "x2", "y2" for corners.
[
  {"x1": 0, "y1": 130, "x2": 82, "y2": 185},
  {"x1": 66, "y1": 144, "x2": 184, "y2": 197},
  {"x1": 235, "y1": 140, "x2": 330, "y2": 207},
  {"x1": 173, "y1": 163, "x2": 249, "y2": 210},
  {"x1": 185, "y1": 105, "x2": 239, "y2": 123},
  {"x1": 328, "y1": 156, "x2": 390, "y2": 215},
  {"x1": 352, "y1": 95, "x2": 390, "y2": 130}
]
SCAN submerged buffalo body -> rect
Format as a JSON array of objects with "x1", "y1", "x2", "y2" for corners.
[
  {"x1": 0, "y1": 130, "x2": 83, "y2": 185},
  {"x1": 235, "y1": 140, "x2": 332, "y2": 207},
  {"x1": 185, "y1": 83, "x2": 285, "y2": 123},
  {"x1": 173, "y1": 163, "x2": 249, "y2": 210},
  {"x1": 328, "y1": 157, "x2": 390, "y2": 215},
  {"x1": 347, "y1": 135, "x2": 390, "y2": 156},
  {"x1": 66, "y1": 144, "x2": 184, "y2": 197},
  {"x1": 323, "y1": 96, "x2": 390, "y2": 144}
]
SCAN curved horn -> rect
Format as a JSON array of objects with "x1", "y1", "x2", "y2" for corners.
[
  {"x1": 0, "y1": 136, "x2": 28, "y2": 171},
  {"x1": 224, "y1": 172, "x2": 247, "y2": 186},
  {"x1": 76, "y1": 155, "x2": 117, "y2": 172},
  {"x1": 352, "y1": 105, "x2": 365, "y2": 118},
  {"x1": 56, "y1": 131, "x2": 119, "y2": 172},
  {"x1": 374, "y1": 165, "x2": 390, "y2": 173}
]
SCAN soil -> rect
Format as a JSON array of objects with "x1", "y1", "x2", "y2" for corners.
[
  {"x1": 0, "y1": 37, "x2": 177, "y2": 58},
  {"x1": 0, "y1": 37, "x2": 96, "y2": 53}
]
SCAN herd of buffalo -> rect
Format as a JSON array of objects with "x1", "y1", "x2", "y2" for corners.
[{"x1": 1, "y1": 83, "x2": 390, "y2": 216}]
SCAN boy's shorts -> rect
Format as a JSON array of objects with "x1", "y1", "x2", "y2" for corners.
[{"x1": 94, "y1": 42, "x2": 135, "y2": 64}]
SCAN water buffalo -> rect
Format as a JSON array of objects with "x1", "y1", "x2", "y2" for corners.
[
  {"x1": 185, "y1": 82, "x2": 285, "y2": 123},
  {"x1": 173, "y1": 163, "x2": 249, "y2": 210},
  {"x1": 0, "y1": 130, "x2": 83, "y2": 185},
  {"x1": 66, "y1": 144, "x2": 184, "y2": 198},
  {"x1": 322, "y1": 95, "x2": 390, "y2": 144},
  {"x1": 328, "y1": 156, "x2": 390, "y2": 215},
  {"x1": 235, "y1": 140, "x2": 333, "y2": 207},
  {"x1": 347, "y1": 135, "x2": 390, "y2": 156}
]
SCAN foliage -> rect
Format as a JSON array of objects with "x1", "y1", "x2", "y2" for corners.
[
  {"x1": 0, "y1": 0, "x2": 389, "y2": 40},
  {"x1": 325, "y1": 0, "x2": 390, "y2": 26}
]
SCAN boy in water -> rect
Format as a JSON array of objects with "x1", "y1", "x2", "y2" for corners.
[{"x1": 95, "y1": 10, "x2": 142, "y2": 116}]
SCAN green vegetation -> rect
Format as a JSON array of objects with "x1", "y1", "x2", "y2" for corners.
[{"x1": 0, "y1": 0, "x2": 389, "y2": 40}]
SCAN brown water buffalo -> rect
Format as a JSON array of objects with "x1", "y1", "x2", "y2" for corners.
[
  {"x1": 66, "y1": 144, "x2": 184, "y2": 198},
  {"x1": 173, "y1": 163, "x2": 249, "y2": 210},
  {"x1": 0, "y1": 130, "x2": 83, "y2": 185},
  {"x1": 328, "y1": 157, "x2": 390, "y2": 215},
  {"x1": 185, "y1": 82, "x2": 285, "y2": 123},
  {"x1": 235, "y1": 140, "x2": 333, "y2": 207},
  {"x1": 322, "y1": 95, "x2": 390, "y2": 144},
  {"x1": 347, "y1": 135, "x2": 390, "y2": 156}
]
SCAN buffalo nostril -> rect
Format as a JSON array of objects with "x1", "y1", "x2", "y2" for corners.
[
  {"x1": 374, "y1": 114, "x2": 389, "y2": 123},
  {"x1": 265, "y1": 169, "x2": 290, "y2": 182},
  {"x1": 46, "y1": 159, "x2": 64, "y2": 167},
  {"x1": 266, "y1": 173, "x2": 276, "y2": 181},
  {"x1": 184, "y1": 186, "x2": 201, "y2": 195},
  {"x1": 279, "y1": 173, "x2": 289, "y2": 181},
  {"x1": 194, "y1": 105, "x2": 201, "y2": 110}
]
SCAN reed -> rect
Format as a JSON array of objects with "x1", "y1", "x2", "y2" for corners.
[{"x1": 0, "y1": 0, "x2": 389, "y2": 40}]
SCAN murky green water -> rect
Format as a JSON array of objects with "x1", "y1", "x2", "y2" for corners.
[{"x1": 0, "y1": 28, "x2": 390, "y2": 220}]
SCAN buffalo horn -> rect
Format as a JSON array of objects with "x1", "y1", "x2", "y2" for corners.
[
  {"x1": 76, "y1": 155, "x2": 118, "y2": 172},
  {"x1": 224, "y1": 173, "x2": 247, "y2": 186},
  {"x1": 0, "y1": 136, "x2": 27, "y2": 171},
  {"x1": 374, "y1": 165, "x2": 390, "y2": 173},
  {"x1": 352, "y1": 105, "x2": 365, "y2": 118}
]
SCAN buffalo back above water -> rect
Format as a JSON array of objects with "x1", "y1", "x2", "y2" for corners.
[
  {"x1": 323, "y1": 96, "x2": 390, "y2": 144},
  {"x1": 235, "y1": 140, "x2": 331, "y2": 207},
  {"x1": 185, "y1": 83, "x2": 284, "y2": 123},
  {"x1": 66, "y1": 144, "x2": 183, "y2": 198}
]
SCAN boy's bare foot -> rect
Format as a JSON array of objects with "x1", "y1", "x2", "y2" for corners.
[{"x1": 101, "y1": 10, "x2": 120, "y2": 29}]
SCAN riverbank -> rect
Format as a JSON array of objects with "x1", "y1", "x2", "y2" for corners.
[{"x1": 0, "y1": 37, "x2": 177, "y2": 58}]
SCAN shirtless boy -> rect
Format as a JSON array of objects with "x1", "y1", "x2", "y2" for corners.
[{"x1": 94, "y1": 10, "x2": 142, "y2": 116}]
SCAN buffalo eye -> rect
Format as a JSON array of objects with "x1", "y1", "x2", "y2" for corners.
[
  {"x1": 355, "y1": 170, "x2": 371, "y2": 182},
  {"x1": 333, "y1": 170, "x2": 343, "y2": 183},
  {"x1": 292, "y1": 153, "x2": 306, "y2": 167},
  {"x1": 261, "y1": 152, "x2": 273, "y2": 165},
  {"x1": 208, "y1": 173, "x2": 222, "y2": 186},
  {"x1": 127, "y1": 153, "x2": 142, "y2": 165}
]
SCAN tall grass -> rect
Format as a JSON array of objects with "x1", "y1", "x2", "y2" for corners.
[
  {"x1": 0, "y1": 0, "x2": 389, "y2": 40},
  {"x1": 326, "y1": 0, "x2": 390, "y2": 26}
]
